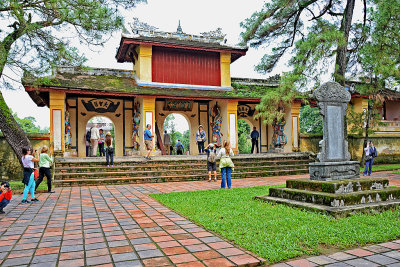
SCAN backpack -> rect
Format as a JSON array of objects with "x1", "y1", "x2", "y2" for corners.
[
  {"x1": 177, "y1": 143, "x2": 183, "y2": 153},
  {"x1": 373, "y1": 147, "x2": 378, "y2": 158},
  {"x1": 86, "y1": 129, "x2": 91, "y2": 142},
  {"x1": 208, "y1": 149, "x2": 216, "y2": 163}
]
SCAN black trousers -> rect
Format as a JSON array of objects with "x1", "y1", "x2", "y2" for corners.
[
  {"x1": 35, "y1": 167, "x2": 52, "y2": 191},
  {"x1": 197, "y1": 141, "x2": 205, "y2": 154},
  {"x1": 98, "y1": 143, "x2": 105, "y2": 156},
  {"x1": 251, "y1": 138, "x2": 259, "y2": 153}
]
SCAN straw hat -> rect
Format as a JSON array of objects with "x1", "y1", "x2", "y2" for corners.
[{"x1": 106, "y1": 132, "x2": 111, "y2": 136}]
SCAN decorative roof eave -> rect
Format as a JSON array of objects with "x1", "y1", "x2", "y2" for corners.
[
  {"x1": 24, "y1": 85, "x2": 261, "y2": 103},
  {"x1": 116, "y1": 36, "x2": 248, "y2": 63}
]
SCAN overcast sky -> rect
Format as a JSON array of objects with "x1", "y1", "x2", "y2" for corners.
[{"x1": 2, "y1": 0, "x2": 285, "y2": 131}]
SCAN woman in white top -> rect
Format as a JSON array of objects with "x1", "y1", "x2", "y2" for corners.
[
  {"x1": 21, "y1": 147, "x2": 40, "y2": 204},
  {"x1": 217, "y1": 140, "x2": 235, "y2": 189}
]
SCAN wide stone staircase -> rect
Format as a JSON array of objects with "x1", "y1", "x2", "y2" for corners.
[{"x1": 54, "y1": 153, "x2": 314, "y2": 186}]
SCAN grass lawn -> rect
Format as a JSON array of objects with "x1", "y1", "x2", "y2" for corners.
[
  {"x1": 7, "y1": 181, "x2": 48, "y2": 194},
  {"x1": 152, "y1": 185, "x2": 400, "y2": 264},
  {"x1": 360, "y1": 164, "x2": 400, "y2": 173}
]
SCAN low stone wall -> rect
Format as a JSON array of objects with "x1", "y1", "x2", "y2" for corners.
[
  {"x1": 300, "y1": 134, "x2": 400, "y2": 164},
  {"x1": 0, "y1": 133, "x2": 50, "y2": 180}
]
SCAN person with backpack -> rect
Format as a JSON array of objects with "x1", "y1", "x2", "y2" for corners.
[
  {"x1": 363, "y1": 140, "x2": 378, "y2": 176},
  {"x1": 105, "y1": 132, "x2": 114, "y2": 167},
  {"x1": 204, "y1": 143, "x2": 217, "y2": 182},
  {"x1": 176, "y1": 139, "x2": 184, "y2": 155}
]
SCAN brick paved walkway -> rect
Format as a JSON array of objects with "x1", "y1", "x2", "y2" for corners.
[{"x1": 1, "y1": 171, "x2": 400, "y2": 267}]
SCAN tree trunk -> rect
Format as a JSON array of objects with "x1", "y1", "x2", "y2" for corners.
[
  {"x1": 0, "y1": 90, "x2": 32, "y2": 166},
  {"x1": 334, "y1": 0, "x2": 356, "y2": 85},
  {"x1": 360, "y1": 99, "x2": 373, "y2": 166}
]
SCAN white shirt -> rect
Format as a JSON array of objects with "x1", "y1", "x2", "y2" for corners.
[
  {"x1": 364, "y1": 147, "x2": 370, "y2": 156},
  {"x1": 91, "y1": 127, "x2": 100, "y2": 140},
  {"x1": 22, "y1": 155, "x2": 34, "y2": 168},
  {"x1": 217, "y1": 148, "x2": 234, "y2": 158}
]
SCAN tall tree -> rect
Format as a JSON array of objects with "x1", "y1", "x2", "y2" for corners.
[
  {"x1": 0, "y1": 0, "x2": 145, "y2": 165},
  {"x1": 240, "y1": 0, "x2": 367, "y2": 124}
]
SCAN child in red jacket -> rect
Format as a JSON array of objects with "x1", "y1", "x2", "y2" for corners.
[{"x1": 0, "y1": 181, "x2": 12, "y2": 214}]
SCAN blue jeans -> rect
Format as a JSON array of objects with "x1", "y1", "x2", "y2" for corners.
[
  {"x1": 23, "y1": 173, "x2": 35, "y2": 200},
  {"x1": 364, "y1": 158, "x2": 374, "y2": 175},
  {"x1": 106, "y1": 147, "x2": 114, "y2": 166},
  {"x1": 0, "y1": 199, "x2": 10, "y2": 210},
  {"x1": 221, "y1": 167, "x2": 232, "y2": 188}
]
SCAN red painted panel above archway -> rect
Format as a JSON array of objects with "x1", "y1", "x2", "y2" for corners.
[{"x1": 152, "y1": 46, "x2": 221, "y2": 86}]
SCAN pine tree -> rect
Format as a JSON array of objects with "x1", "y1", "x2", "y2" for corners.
[{"x1": 0, "y1": 0, "x2": 145, "y2": 165}]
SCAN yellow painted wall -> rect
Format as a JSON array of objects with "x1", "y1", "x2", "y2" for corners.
[
  {"x1": 140, "y1": 96, "x2": 156, "y2": 155},
  {"x1": 74, "y1": 97, "x2": 126, "y2": 157},
  {"x1": 220, "y1": 52, "x2": 231, "y2": 87},
  {"x1": 49, "y1": 91, "x2": 65, "y2": 153},
  {"x1": 137, "y1": 44, "x2": 152, "y2": 82},
  {"x1": 291, "y1": 101, "x2": 301, "y2": 152}
]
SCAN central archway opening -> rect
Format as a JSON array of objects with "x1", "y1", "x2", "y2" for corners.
[
  {"x1": 238, "y1": 119, "x2": 252, "y2": 154},
  {"x1": 85, "y1": 116, "x2": 115, "y2": 157},
  {"x1": 163, "y1": 113, "x2": 190, "y2": 155}
]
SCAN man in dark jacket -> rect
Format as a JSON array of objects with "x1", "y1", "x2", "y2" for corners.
[{"x1": 250, "y1": 127, "x2": 259, "y2": 153}]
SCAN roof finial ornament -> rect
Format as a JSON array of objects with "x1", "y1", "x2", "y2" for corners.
[{"x1": 177, "y1": 20, "x2": 183, "y2": 33}]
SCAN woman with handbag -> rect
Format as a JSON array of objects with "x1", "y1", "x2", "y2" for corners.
[
  {"x1": 363, "y1": 141, "x2": 377, "y2": 176},
  {"x1": 217, "y1": 140, "x2": 235, "y2": 189},
  {"x1": 21, "y1": 147, "x2": 40, "y2": 204},
  {"x1": 105, "y1": 132, "x2": 114, "y2": 167}
]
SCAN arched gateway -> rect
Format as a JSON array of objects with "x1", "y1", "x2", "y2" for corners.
[{"x1": 23, "y1": 24, "x2": 302, "y2": 157}]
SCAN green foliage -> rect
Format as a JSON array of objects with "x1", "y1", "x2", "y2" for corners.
[
  {"x1": 360, "y1": 164, "x2": 400, "y2": 173},
  {"x1": 299, "y1": 105, "x2": 322, "y2": 134},
  {"x1": 152, "y1": 186, "x2": 400, "y2": 263},
  {"x1": 346, "y1": 101, "x2": 382, "y2": 136},
  {"x1": 163, "y1": 115, "x2": 189, "y2": 154},
  {"x1": 13, "y1": 112, "x2": 49, "y2": 133},
  {"x1": 238, "y1": 119, "x2": 251, "y2": 154}
]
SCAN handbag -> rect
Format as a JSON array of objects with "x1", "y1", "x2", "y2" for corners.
[
  {"x1": 365, "y1": 155, "x2": 372, "y2": 161},
  {"x1": 30, "y1": 168, "x2": 39, "y2": 179}
]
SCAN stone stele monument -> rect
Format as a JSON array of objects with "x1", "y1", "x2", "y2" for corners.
[{"x1": 256, "y1": 82, "x2": 400, "y2": 217}]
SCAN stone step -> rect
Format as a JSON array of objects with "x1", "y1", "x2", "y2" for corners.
[
  {"x1": 268, "y1": 186, "x2": 400, "y2": 207},
  {"x1": 54, "y1": 168, "x2": 309, "y2": 186},
  {"x1": 55, "y1": 164, "x2": 309, "y2": 177},
  {"x1": 286, "y1": 178, "x2": 390, "y2": 193}
]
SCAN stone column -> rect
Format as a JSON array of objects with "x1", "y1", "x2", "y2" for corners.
[
  {"x1": 49, "y1": 91, "x2": 65, "y2": 154},
  {"x1": 309, "y1": 82, "x2": 360, "y2": 180}
]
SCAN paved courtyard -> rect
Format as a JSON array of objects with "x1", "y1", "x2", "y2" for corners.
[{"x1": 1, "y1": 171, "x2": 400, "y2": 267}]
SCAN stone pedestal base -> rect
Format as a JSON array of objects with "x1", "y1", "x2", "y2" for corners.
[{"x1": 309, "y1": 161, "x2": 360, "y2": 180}]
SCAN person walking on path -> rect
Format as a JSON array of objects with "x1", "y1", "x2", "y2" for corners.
[
  {"x1": 364, "y1": 141, "x2": 377, "y2": 176},
  {"x1": 98, "y1": 129, "x2": 105, "y2": 156},
  {"x1": 217, "y1": 140, "x2": 235, "y2": 189},
  {"x1": 196, "y1": 125, "x2": 207, "y2": 154},
  {"x1": 35, "y1": 146, "x2": 55, "y2": 193},
  {"x1": 205, "y1": 143, "x2": 217, "y2": 182},
  {"x1": 250, "y1": 126, "x2": 259, "y2": 153},
  {"x1": 105, "y1": 132, "x2": 114, "y2": 167},
  {"x1": 90, "y1": 125, "x2": 100, "y2": 157},
  {"x1": 164, "y1": 130, "x2": 171, "y2": 155},
  {"x1": 144, "y1": 124, "x2": 154, "y2": 160},
  {"x1": 176, "y1": 139, "x2": 184, "y2": 155},
  {"x1": 21, "y1": 147, "x2": 40, "y2": 204},
  {"x1": 0, "y1": 181, "x2": 12, "y2": 214}
]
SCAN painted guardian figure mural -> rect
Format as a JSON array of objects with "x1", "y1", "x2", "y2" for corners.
[{"x1": 210, "y1": 103, "x2": 222, "y2": 147}]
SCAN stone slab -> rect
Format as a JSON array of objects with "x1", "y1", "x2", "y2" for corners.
[
  {"x1": 255, "y1": 195, "x2": 400, "y2": 218},
  {"x1": 309, "y1": 161, "x2": 360, "y2": 180}
]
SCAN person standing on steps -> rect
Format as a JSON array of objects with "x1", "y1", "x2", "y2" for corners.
[
  {"x1": 85, "y1": 130, "x2": 91, "y2": 157},
  {"x1": 35, "y1": 146, "x2": 55, "y2": 193},
  {"x1": 217, "y1": 140, "x2": 235, "y2": 189},
  {"x1": 363, "y1": 140, "x2": 377, "y2": 176},
  {"x1": 196, "y1": 125, "x2": 207, "y2": 154},
  {"x1": 90, "y1": 125, "x2": 100, "y2": 157},
  {"x1": 21, "y1": 147, "x2": 40, "y2": 204},
  {"x1": 105, "y1": 132, "x2": 114, "y2": 167},
  {"x1": 163, "y1": 130, "x2": 171, "y2": 155},
  {"x1": 176, "y1": 139, "x2": 184, "y2": 155},
  {"x1": 250, "y1": 126, "x2": 259, "y2": 153},
  {"x1": 144, "y1": 124, "x2": 154, "y2": 160},
  {"x1": 98, "y1": 129, "x2": 105, "y2": 157}
]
